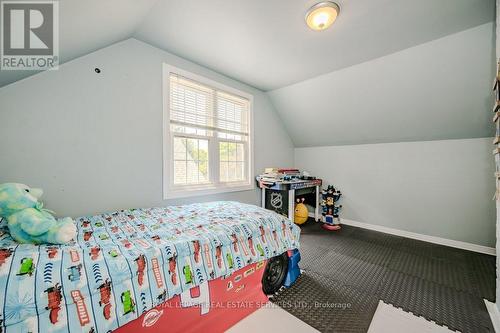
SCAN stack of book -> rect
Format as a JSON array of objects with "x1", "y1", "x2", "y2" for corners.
[
  {"x1": 276, "y1": 168, "x2": 301, "y2": 180},
  {"x1": 258, "y1": 168, "x2": 301, "y2": 183}
]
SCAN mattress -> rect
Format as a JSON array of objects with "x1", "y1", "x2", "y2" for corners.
[{"x1": 0, "y1": 201, "x2": 300, "y2": 333}]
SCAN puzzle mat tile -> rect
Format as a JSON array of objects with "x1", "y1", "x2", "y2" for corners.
[{"x1": 291, "y1": 221, "x2": 496, "y2": 332}]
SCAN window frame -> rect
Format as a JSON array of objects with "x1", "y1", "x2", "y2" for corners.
[{"x1": 162, "y1": 64, "x2": 254, "y2": 199}]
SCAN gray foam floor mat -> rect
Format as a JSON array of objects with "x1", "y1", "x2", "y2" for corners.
[
  {"x1": 272, "y1": 271, "x2": 379, "y2": 333},
  {"x1": 271, "y1": 222, "x2": 496, "y2": 333}
]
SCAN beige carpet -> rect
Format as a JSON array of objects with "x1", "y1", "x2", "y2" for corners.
[
  {"x1": 368, "y1": 301, "x2": 457, "y2": 333},
  {"x1": 227, "y1": 303, "x2": 319, "y2": 333}
]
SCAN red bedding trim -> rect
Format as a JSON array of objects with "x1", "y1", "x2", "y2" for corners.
[{"x1": 114, "y1": 260, "x2": 268, "y2": 333}]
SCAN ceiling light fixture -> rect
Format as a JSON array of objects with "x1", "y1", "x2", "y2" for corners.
[{"x1": 305, "y1": 1, "x2": 340, "y2": 31}]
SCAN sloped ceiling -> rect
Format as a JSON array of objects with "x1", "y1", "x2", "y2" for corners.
[
  {"x1": 0, "y1": 0, "x2": 496, "y2": 147},
  {"x1": 268, "y1": 23, "x2": 495, "y2": 147},
  {"x1": 134, "y1": 0, "x2": 494, "y2": 91},
  {"x1": 0, "y1": 0, "x2": 494, "y2": 90},
  {"x1": 0, "y1": 0, "x2": 157, "y2": 88}
]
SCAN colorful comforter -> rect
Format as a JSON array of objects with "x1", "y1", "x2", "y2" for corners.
[{"x1": 0, "y1": 201, "x2": 300, "y2": 333}]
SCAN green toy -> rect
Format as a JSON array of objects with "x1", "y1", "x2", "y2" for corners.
[
  {"x1": 226, "y1": 253, "x2": 234, "y2": 269},
  {"x1": 183, "y1": 265, "x2": 193, "y2": 284},
  {"x1": 256, "y1": 244, "x2": 265, "y2": 257},
  {"x1": 99, "y1": 234, "x2": 109, "y2": 240},
  {"x1": 121, "y1": 290, "x2": 135, "y2": 314},
  {"x1": 0, "y1": 183, "x2": 76, "y2": 244},
  {"x1": 17, "y1": 257, "x2": 35, "y2": 276}
]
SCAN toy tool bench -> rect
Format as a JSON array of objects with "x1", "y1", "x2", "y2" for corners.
[{"x1": 256, "y1": 168, "x2": 322, "y2": 223}]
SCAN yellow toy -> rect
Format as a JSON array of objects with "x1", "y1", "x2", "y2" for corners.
[{"x1": 294, "y1": 198, "x2": 308, "y2": 225}]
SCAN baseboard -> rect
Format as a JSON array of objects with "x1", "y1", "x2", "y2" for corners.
[
  {"x1": 485, "y1": 300, "x2": 500, "y2": 332},
  {"x1": 340, "y1": 218, "x2": 496, "y2": 256}
]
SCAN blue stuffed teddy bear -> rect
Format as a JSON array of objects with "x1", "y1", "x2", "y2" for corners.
[{"x1": 0, "y1": 183, "x2": 76, "y2": 244}]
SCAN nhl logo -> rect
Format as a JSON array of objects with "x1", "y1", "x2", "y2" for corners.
[{"x1": 270, "y1": 193, "x2": 282, "y2": 209}]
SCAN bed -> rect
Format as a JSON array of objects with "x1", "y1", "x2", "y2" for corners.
[{"x1": 0, "y1": 201, "x2": 300, "y2": 333}]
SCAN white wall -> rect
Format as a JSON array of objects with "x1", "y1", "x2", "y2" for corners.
[
  {"x1": 495, "y1": 0, "x2": 500, "y2": 309},
  {"x1": 0, "y1": 39, "x2": 294, "y2": 217},
  {"x1": 295, "y1": 138, "x2": 495, "y2": 247},
  {"x1": 497, "y1": 0, "x2": 500, "y2": 57}
]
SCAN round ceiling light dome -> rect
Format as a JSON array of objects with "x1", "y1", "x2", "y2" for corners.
[{"x1": 305, "y1": 1, "x2": 340, "y2": 31}]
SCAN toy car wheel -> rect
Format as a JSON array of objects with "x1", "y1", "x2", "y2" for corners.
[{"x1": 262, "y1": 253, "x2": 288, "y2": 295}]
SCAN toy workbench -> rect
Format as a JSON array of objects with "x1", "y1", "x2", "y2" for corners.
[{"x1": 256, "y1": 177, "x2": 322, "y2": 223}]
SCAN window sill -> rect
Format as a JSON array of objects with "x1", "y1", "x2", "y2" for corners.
[{"x1": 163, "y1": 182, "x2": 255, "y2": 200}]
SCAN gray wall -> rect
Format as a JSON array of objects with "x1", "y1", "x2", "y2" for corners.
[
  {"x1": 0, "y1": 39, "x2": 294, "y2": 217},
  {"x1": 495, "y1": 0, "x2": 499, "y2": 308},
  {"x1": 295, "y1": 138, "x2": 496, "y2": 247},
  {"x1": 268, "y1": 23, "x2": 495, "y2": 147},
  {"x1": 497, "y1": 0, "x2": 500, "y2": 57}
]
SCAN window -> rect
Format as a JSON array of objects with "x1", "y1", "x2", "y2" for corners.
[{"x1": 163, "y1": 65, "x2": 254, "y2": 199}]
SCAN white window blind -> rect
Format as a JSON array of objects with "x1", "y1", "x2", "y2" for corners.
[
  {"x1": 164, "y1": 68, "x2": 253, "y2": 199},
  {"x1": 170, "y1": 74, "x2": 249, "y2": 139}
]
